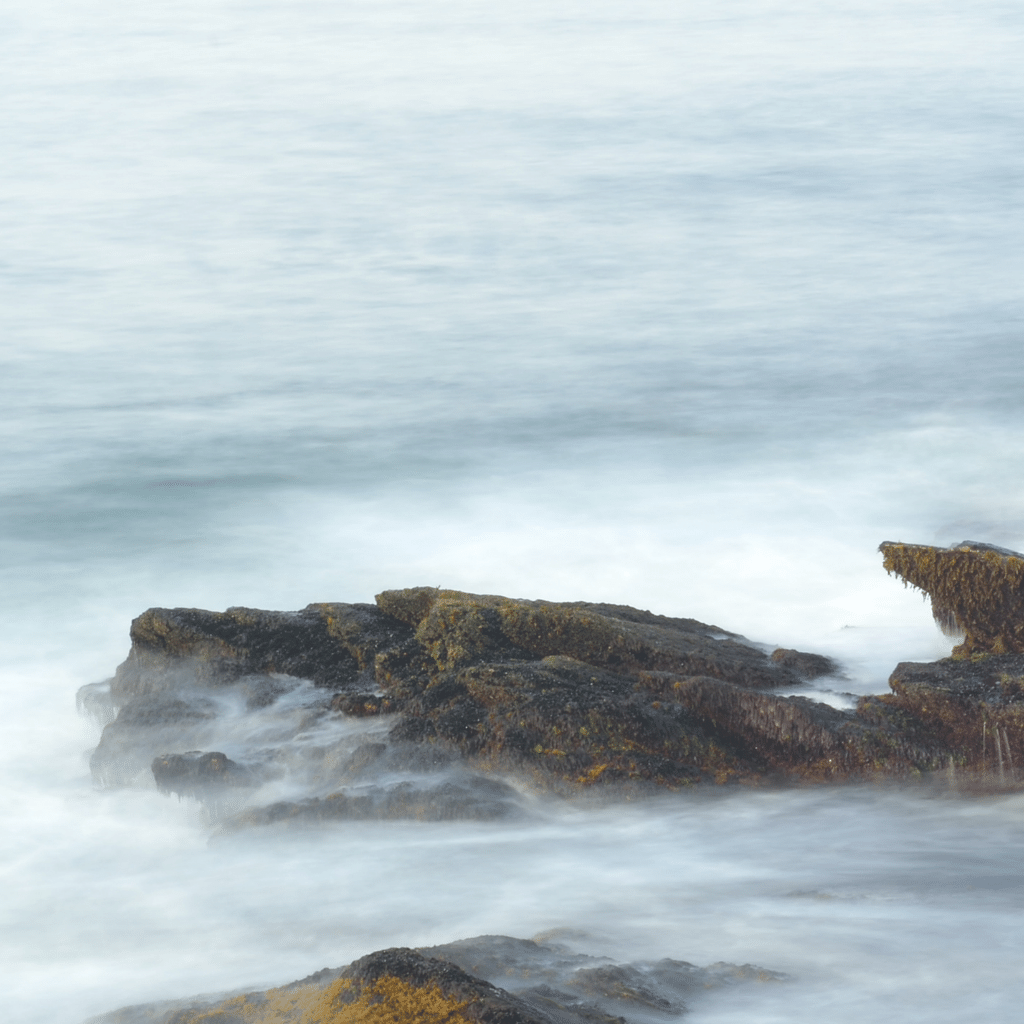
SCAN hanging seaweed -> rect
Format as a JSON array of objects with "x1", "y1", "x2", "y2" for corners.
[{"x1": 879, "y1": 540, "x2": 1024, "y2": 656}]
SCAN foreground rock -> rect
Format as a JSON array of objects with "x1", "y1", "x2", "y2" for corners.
[
  {"x1": 83, "y1": 581, "x2": 1024, "y2": 829},
  {"x1": 83, "y1": 934, "x2": 786, "y2": 1024},
  {"x1": 880, "y1": 539, "x2": 1024, "y2": 655}
]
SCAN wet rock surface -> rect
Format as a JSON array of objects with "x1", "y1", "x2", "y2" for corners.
[
  {"x1": 110, "y1": 603, "x2": 412, "y2": 702},
  {"x1": 768, "y1": 647, "x2": 838, "y2": 679},
  {"x1": 152, "y1": 751, "x2": 259, "y2": 802},
  {"x1": 420, "y1": 934, "x2": 784, "y2": 1019},
  {"x1": 83, "y1": 934, "x2": 786, "y2": 1024},
  {"x1": 858, "y1": 652, "x2": 1024, "y2": 789},
  {"x1": 868, "y1": 539, "x2": 1024, "y2": 790},
  {"x1": 215, "y1": 774, "x2": 525, "y2": 833},
  {"x1": 80, "y1": 581, "x2": 1024, "y2": 829}
]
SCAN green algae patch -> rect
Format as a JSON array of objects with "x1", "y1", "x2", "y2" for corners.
[{"x1": 880, "y1": 540, "x2": 1024, "y2": 656}]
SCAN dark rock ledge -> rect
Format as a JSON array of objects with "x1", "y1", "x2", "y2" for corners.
[
  {"x1": 79, "y1": 575, "x2": 1024, "y2": 828},
  {"x1": 83, "y1": 933, "x2": 787, "y2": 1024}
]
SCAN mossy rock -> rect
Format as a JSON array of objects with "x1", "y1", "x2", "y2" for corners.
[
  {"x1": 375, "y1": 588, "x2": 798, "y2": 688},
  {"x1": 91, "y1": 584, "x2": 987, "y2": 803}
]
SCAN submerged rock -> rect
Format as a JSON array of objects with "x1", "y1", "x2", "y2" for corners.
[
  {"x1": 83, "y1": 934, "x2": 786, "y2": 1024},
  {"x1": 215, "y1": 774, "x2": 524, "y2": 834},
  {"x1": 152, "y1": 751, "x2": 258, "y2": 802},
  {"x1": 879, "y1": 539, "x2": 1024, "y2": 656},
  {"x1": 90, "y1": 692, "x2": 222, "y2": 789}
]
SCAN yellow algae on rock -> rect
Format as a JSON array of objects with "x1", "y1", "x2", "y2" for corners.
[
  {"x1": 87, "y1": 936, "x2": 789, "y2": 1024},
  {"x1": 880, "y1": 540, "x2": 1024, "y2": 656},
  {"x1": 174, "y1": 975, "x2": 473, "y2": 1024}
]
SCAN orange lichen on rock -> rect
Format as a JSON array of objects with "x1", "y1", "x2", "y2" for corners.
[
  {"x1": 173, "y1": 975, "x2": 474, "y2": 1024},
  {"x1": 90, "y1": 936, "x2": 788, "y2": 1024}
]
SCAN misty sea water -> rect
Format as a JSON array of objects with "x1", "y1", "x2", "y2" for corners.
[{"x1": 2, "y1": 0, "x2": 1024, "y2": 1021}]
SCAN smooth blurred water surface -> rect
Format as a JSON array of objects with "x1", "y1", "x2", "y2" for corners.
[{"x1": 1, "y1": 0, "x2": 1023, "y2": 1021}]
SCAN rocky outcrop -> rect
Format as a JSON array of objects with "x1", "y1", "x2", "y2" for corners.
[
  {"x1": 374, "y1": 588, "x2": 802, "y2": 688},
  {"x1": 856, "y1": 653, "x2": 1024, "y2": 787},
  {"x1": 83, "y1": 934, "x2": 786, "y2": 1024},
  {"x1": 109, "y1": 603, "x2": 412, "y2": 703},
  {"x1": 880, "y1": 540, "x2": 1024, "y2": 656},
  {"x1": 863, "y1": 538, "x2": 1024, "y2": 789},
  {"x1": 85, "y1": 580, "x2": 1024, "y2": 829},
  {"x1": 84, "y1": 588, "x2": 885, "y2": 817}
]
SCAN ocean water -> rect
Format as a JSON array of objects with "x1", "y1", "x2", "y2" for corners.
[{"x1": 2, "y1": 0, "x2": 1023, "y2": 1020}]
